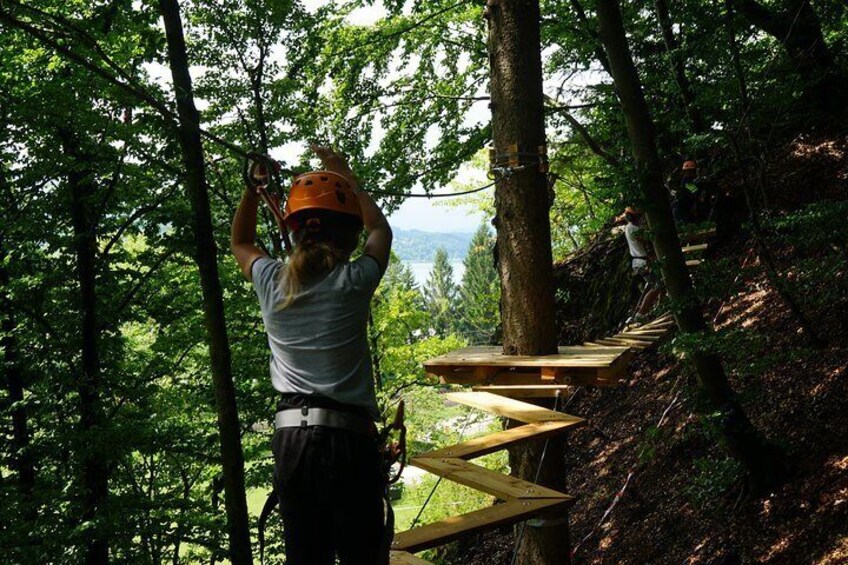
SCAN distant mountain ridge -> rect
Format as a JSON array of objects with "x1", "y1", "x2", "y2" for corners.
[{"x1": 392, "y1": 229, "x2": 475, "y2": 262}]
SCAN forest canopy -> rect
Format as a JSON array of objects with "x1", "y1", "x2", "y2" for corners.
[{"x1": 1, "y1": 0, "x2": 846, "y2": 563}]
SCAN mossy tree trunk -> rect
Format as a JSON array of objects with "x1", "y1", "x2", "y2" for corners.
[
  {"x1": 158, "y1": 1, "x2": 253, "y2": 562},
  {"x1": 487, "y1": 1, "x2": 571, "y2": 563},
  {"x1": 595, "y1": 0, "x2": 786, "y2": 495},
  {"x1": 61, "y1": 131, "x2": 110, "y2": 564}
]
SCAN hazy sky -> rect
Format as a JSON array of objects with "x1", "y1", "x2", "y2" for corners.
[
  {"x1": 299, "y1": 1, "x2": 490, "y2": 233},
  {"x1": 389, "y1": 197, "x2": 488, "y2": 233}
]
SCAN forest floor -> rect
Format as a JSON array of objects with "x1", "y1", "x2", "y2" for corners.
[{"x1": 443, "y1": 133, "x2": 848, "y2": 564}]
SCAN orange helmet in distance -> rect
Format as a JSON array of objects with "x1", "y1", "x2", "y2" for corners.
[
  {"x1": 624, "y1": 206, "x2": 642, "y2": 215},
  {"x1": 284, "y1": 171, "x2": 363, "y2": 230},
  {"x1": 682, "y1": 159, "x2": 697, "y2": 171}
]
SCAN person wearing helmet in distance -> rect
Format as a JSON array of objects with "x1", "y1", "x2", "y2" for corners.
[
  {"x1": 624, "y1": 207, "x2": 663, "y2": 324},
  {"x1": 230, "y1": 144, "x2": 392, "y2": 564},
  {"x1": 669, "y1": 159, "x2": 697, "y2": 225}
]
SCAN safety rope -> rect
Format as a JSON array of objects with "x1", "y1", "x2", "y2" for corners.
[
  {"x1": 509, "y1": 388, "x2": 576, "y2": 565},
  {"x1": 571, "y1": 375, "x2": 683, "y2": 558},
  {"x1": 408, "y1": 410, "x2": 475, "y2": 529}
]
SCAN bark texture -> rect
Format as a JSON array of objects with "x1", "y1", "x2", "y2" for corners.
[
  {"x1": 62, "y1": 132, "x2": 110, "y2": 564},
  {"x1": 595, "y1": 0, "x2": 785, "y2": 494},
  {"x1": 653, "y1": 0, "x2": 707, "y2": 133},
  {"x1": 732, "y1": 0, "x2": 844, "y2": 110},
  {"x1": 0, "y1": 249, "x2": 35, "y2": 497},
  {"x1": 487, "y1": 2, "x2": 570, "y2": 563},
  {"x1": 157, "y1": 1, "x2": 253, "y2": 562}
]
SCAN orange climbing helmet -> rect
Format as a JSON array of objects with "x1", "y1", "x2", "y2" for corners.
[
  {"x1": 624, "y1": 206, "x2": 642, "y2": 215},
  {"x1": 284, "y1": 171, "x2": 363, "y2": 230},
  {"x1": 682, "y1": 159, "x2": 698, "y2": 171}
]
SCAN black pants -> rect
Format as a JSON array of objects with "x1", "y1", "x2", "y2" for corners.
[{"x1": 271, "y1": 424, "x2": 386, "y2": 564}]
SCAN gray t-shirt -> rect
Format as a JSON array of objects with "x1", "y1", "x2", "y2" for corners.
[{"x1": 252, "y1": 255, "x2": 383, "y2": 419}]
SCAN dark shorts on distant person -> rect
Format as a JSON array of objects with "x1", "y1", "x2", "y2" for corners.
[{"x1": 633, "y1": 262, "x2": 658, "y2": 289}]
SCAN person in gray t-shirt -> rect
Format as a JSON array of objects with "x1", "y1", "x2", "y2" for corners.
[{"x1": 231, "y1": 145, "x2": 393, "y2": 564}]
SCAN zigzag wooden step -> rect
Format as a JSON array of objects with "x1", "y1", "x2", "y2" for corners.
[
  {"x1": 390, "y1": 551, "x2": 432, "y2": 564},
  {"x1": 472, "y1": 383, "x2": 618, "y2": 398},
  {"x1": 425, "y1": 345, "x2": 631, "y2": 385},
  {"x1": 682, "y1": 243, "x2": 708, "y2": 254},
  {"x1": 596, "y1": 338, "x2": 650, "y2": 349},
  {"x1": 686, "y1": 259, "x2": 703, "y2": 267},
  {"x1": 420, "y1": 420, "x2": 584, "y2": 460},
  {"x1": 682, "y1": 227, "x2": 717, "y2": 244},
  {"x1": 444, "y1": 391, "x2": 581, "y2": 423},
  {"x1": 616, "y1": 328, "x2": 667, "y2": 337},
  {"x1": 411, "y1": 457, "x2": 572, "y2": 500},
  {"x1": 392, "y1": 498, "x2": 573, "y2": 553},
  {"x1": 612, "y1": 334, "x2": 662, "y2": 343}
]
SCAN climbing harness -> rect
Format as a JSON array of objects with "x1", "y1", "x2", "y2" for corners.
[
  {"x1": 379, "y1": 400, "x2": 408, "y2": 486},
  {"x1": 376, "y1": 400, "x2": 408, "y2": 563},
  {"x1": 257, "y1": 402, "x2": 407, "y2": 564}
]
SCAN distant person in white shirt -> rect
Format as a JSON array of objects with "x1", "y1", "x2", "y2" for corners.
[{"x1": 624, "y1": 207, "x2": 662, "y2": 324}]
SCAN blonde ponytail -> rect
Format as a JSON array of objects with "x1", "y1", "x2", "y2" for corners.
[{"x1": 278, "y1": 242, "x2": 346, "y2": 309}]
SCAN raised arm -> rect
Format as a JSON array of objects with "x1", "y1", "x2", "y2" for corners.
[
  {"x1": 310, "y1": 145, "x2": 392, "y2": 272},
  {"x1": 230, "y1": 184, "x2": 267, "y2": 281}
]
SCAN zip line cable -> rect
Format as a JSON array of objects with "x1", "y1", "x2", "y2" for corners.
[
  {"x1": 408, "y1": 410, "x2": 476, "y2": 529},
  {"x1": 0, "y1": 5, "x2": 496, "y2": 201}
]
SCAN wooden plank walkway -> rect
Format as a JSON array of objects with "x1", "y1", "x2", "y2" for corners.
[
  {"x1": 421, "y1": 420, "x2": 584, "y2": 460},
  {"x1": 391, "y1": 313, "x2": 675, "y2": 562},
  {"x1": 425, "y1": 345, "x2": 632, "y2": 386},
  {"x1": 392, "y1": 498, "x2": 573, "y2": 554}
]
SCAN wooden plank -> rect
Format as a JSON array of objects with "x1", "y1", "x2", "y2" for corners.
[
  {"x1": 595, "y1": 339, "x2": 639, "y2": 348},
  {"x1": 473, "y1": 385, "x2": 573, "y2": 398},
  {"x1": 682, "y1": 243, "x2": 708, "y2": 254},
  {"x1": 411, "y1": 457, "x2": 571, "y2": 501},
  {"x1": 419, "y1": 420, "x2": 584, "y2": 460},
  {"x1": 645, "y1": 314, "x2": 673, "y2": 325},
  {"x1": 639, "y1": 321, "x2": 674, "y2": 331},
  {"x1": 425, "y1": 345, "x2": 628, "y2": 370},
  {"x1": 682, "y1": 227, "x2": 716, "y2": 244},
  {"x1": 434, "y1": 368, "x2": 604, "y2": 387},
  {"x1": 600, "y1": 337, "x2": 652, "y2": 346},
  {"x1": 613, "y1": 334, "x2": 661, "y2": 342},
  {"x1": 444, "y1": 392, "x2": 581, "y2": 423},
  {"x1": 686, "y1": 259, "x2": 703, "y2": 267},
  {"x1": 390, "y1": 551, "x2": 432, "y2": 565},
  {"x1": 540, "y1": 366, "x2": 560, "y2": 381},
  {"x1": 616, "y1": 329, "x2": 667, "y2": 337},
  {"x1": 392, "y1": 498, "x2": 572, "y2": 553}
]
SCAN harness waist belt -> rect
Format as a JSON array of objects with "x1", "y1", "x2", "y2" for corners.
[{"x1": 275, "y1": 407, "x2": 375, "y2": 436}]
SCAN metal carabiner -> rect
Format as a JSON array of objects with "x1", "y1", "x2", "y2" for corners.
[{"x1": 244, "y1": 153, "x2": 293, "y2": 254}]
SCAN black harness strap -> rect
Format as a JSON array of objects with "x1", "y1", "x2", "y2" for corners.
[{"x1": 258, "y1": 489, "x2": 278, "y2": 565}]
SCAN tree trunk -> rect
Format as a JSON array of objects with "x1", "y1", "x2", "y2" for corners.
[
  {"x1": 653, "y1": 0, "x2": 707, "y2": 133},
  {"x1": 724, "y1": 0, "x2": 751, "y2": 114},
  {"x1": 62, "y1": 131, "x2": 110, "y2": 564},
  {"x1": 0, "y1": 248, "x2": 36, "y2": 498},
  {"x1": 157, "y1": 1, "x2": 253, "y2": 563},
  {"x1": 486, "y1": 1, "x2": 570, "y2": 563},
  {"x1": 568, "y1": 0, "x2": 613, "y2": 76},
  {"x1": 732, "y1": 0, "x2": 844, "y2": 110},
  {"x1": 595, "y1": 0, "x2": 786, "y2": 495}
]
